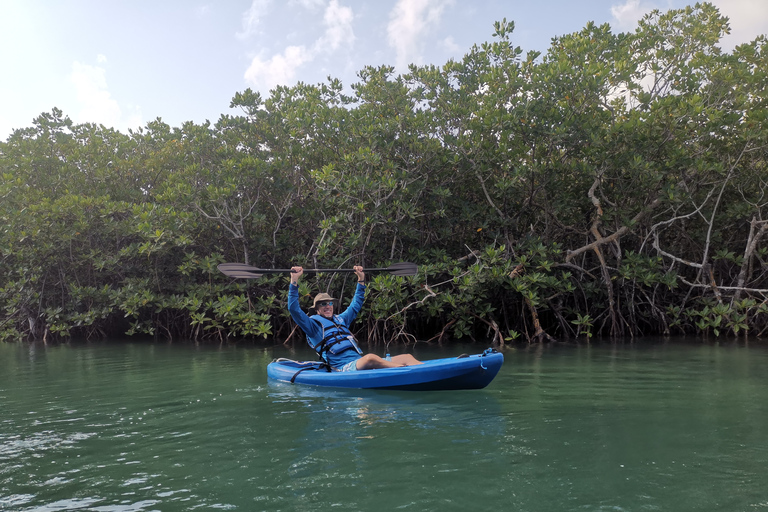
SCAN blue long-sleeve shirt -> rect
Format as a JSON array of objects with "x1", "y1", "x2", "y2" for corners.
[{"x1": 287, "y1": 282, "x2": 366, "y2": 368}]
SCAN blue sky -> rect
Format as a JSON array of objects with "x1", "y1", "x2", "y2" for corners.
[{"x1": 1, "y1": 0, "x2": 766, "y2": 140}]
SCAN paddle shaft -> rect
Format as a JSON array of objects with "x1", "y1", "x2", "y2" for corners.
[
  {"x1": 253, "y1": 268, "x2": 380, "y2": 274},
  {"x1": 217, "y1": 261, "x2": 417, "y2": 278}
]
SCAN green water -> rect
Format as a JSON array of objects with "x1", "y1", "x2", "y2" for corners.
[{"x1": 1, "y1": 340, "x2": 767, "y2": 511}]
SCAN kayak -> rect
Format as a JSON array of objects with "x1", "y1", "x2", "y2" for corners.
[{"x1": 266, "y1": 348, "x2": 503, "y2": 391}]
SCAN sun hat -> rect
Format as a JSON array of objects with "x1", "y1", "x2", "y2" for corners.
[{"x1": 313, "y1": 292, "x2": 336, "y2": 307}]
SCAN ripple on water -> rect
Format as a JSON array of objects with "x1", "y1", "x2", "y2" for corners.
[{"x1": 2, "y1": 341, "x2": 768, "y2": 511}]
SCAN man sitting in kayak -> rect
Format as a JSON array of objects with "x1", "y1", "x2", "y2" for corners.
[{"x1": 288, "y1": 265, "x2": 422, "y2": 371}]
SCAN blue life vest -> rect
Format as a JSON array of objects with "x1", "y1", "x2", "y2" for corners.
[{"x1": 310, "y1": 314, "x2": 363, "y2": 362}]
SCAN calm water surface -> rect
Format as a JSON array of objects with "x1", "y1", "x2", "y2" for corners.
[{"x1": 1, "y1": 339, "x2": 767, "y2": 511}]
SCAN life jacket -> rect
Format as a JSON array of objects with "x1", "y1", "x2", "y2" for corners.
[{"x1": 310, "y1": 314, "x2": 363, "y2": 362}]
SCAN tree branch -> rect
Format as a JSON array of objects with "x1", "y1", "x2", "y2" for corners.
[
  {"x1": 565, "y1": 194, "x2": 665, "y2": 262},
  {"x1": 733, "y1": 218, "x2": 768, "y2": 302}
]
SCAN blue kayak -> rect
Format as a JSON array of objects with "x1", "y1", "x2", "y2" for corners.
[{"x1": 266, "y1": 348, "x2": 503, "y2": 391}]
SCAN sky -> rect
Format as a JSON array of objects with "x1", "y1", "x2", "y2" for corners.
[{"x1": 1, "y1": 0, "x2": 766, "y2": 141}]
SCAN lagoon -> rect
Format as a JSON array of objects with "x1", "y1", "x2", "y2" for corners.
[{"x1": 1, "y1": 339, "x2": 767, "y2": 511}]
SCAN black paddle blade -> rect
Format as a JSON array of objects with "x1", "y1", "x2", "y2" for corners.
[
  {"x1": 223, "y1": 271, "x2": 263, "y2": 279},
  {"x1": 218, "y1": 263, "x2": 260, "y2": 272},
  {"x1": 217, "y1": 263, "x2": 263, "y2": 279},
  {"x1": 385, "y1": 262, "x2": 418, "y2": 276}
]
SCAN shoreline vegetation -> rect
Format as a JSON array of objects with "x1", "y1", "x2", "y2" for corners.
[{"x1": 2, "y1": 4, "x2": 768, "y2": 345}]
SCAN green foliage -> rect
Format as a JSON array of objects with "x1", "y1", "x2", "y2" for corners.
[{"x1": 2, "y1": 3, "x2": 768, "y2": 343}]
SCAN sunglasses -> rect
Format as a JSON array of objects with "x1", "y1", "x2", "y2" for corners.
[{"x1": 317, "y1": 301, "x2": 334, "y2": 308}]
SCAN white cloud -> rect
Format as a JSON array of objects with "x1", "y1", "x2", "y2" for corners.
[
  {"x1": 237, "y1": 0, "x2": 273, "y2": 40},
  {"x1": 71, "y1": 61, "x2": 121, "y2": 126},
  {"x1": 70, "y1": 60, "x2": 142, "y2": 132},
  {"x1": 610, "y1": 0, "x2": 654, "y2": 32},
  {"x1": 244, "y1": 45, "x2": 313, "y2": 90},
  {"x1": 243, "y1": 0, "x2": 355, "y2": 90},
  {"x1": 293, "y1": 0, "x2": 326, "y2": 8},
  {"x1": 317, "y1": 0, "x2": 355, "y2": 51},
  {"x1": 611, "y1": 0, "x2": 768, "y2": 48},
  {"x1": 387, "y1": 0, "x2": 452, "y2": 70},
  {"x1": 440, "y1": 35, "x2": 460, "y2": 54},
  {"x1": 195, "y1": 5, "x2": 210, "y2": 18},
  {"x1": 710, "y1": 0, "x2": 768, "y2": 49},
  {"x1": 0, "y1": 115, "x2": 14, "y2": 141}
]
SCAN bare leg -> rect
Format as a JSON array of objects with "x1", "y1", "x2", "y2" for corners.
[
  {"x1": 390, "y1": 354, "x2": 422, "y2": 366},
  {"x1": 355, "y1": 353, "x2": 422, "y2": 370}
]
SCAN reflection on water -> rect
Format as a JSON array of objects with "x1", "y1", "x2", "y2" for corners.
[
  {"x1": 267, "y1": 379, "x2": 506, "y2": 461},
  {"x1": 1, "y1": 340, "x2": 768, "y2": 511},
  {"x1": 258, "y1": 378, "x2": 510, "y2": 511},
  {"x1": 268, "y1": 379, "x2": 504, "y2": 427}
]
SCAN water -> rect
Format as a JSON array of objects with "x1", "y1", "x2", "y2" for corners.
[{"x1": 1, "y1": 339, "x2": 768, "y2": 511}]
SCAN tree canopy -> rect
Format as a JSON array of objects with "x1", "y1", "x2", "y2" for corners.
[{"x1": 2, "y1": 3, "x2": 767, "y2": 344}]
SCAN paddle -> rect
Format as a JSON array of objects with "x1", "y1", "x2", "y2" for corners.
[{"x1": 217, "y1": 262, "x2": 418, "y2": 279}]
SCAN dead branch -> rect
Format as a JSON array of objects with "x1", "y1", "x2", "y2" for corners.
[
  {"x1": 653, "y1": 233, "x2": 704, "y2": 268},
  {"x1": 508, "y1": 262, "x2": 555, "y2": 342},
  {"x1": 196, "y1": 191, "x2": 260, "y2": 265},
  {"x1": 522, "y1": 295, "x2": 556, "y2": 343},
  {"x1": 583, "y1": 174, "x2": 621, "y2": 335},
  {"x1": 384, "y1": 284, "x2": 437, "y2": 323},
  {"x1": 283, "y1": 323, "x2": 301, "y2": 345},
  {"x1": 457, "y1": 247, "x2": 482, "y2": 262},
  {"x1": 554, "y1": 262, "x2": 597, "y2": 279},
  {"x1": 425, "y1": 319, "x2": 457, "y2": 344},
  {"x1": 733, "y1": 217, "x2": 768, "y2": 302},
  {"x1": 469, "y1": 313, "x2": 505, "y2": 347},
  {"x1": 474, "y1": 168, "x2": 506, "y2": 220},
  {"x1": 565, "y1": 195, "x2": 665, "y2": 262},
  {"x1": 678, "y1": 276, "x2": 768, "y2": 296},
  {"x1": 706, "y1": 264, "x2": 724, "y2": 304}
]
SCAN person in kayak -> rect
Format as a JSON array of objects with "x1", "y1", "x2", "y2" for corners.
[{"x1": 288, "y1": 265, "x2": 422, "y2": 371}]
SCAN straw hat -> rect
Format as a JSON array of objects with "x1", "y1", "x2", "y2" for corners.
[{"x1": 313, "y1": 292, "x2": 336, "y2": 307}]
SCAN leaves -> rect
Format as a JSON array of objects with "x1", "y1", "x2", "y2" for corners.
[{"x1": 2, "y1": 4, "x2": 768, "y2": 342}]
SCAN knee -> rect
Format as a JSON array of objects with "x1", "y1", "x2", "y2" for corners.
[{"x1": 391, "y1": 354, "x2": 421, "y2": 366}]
